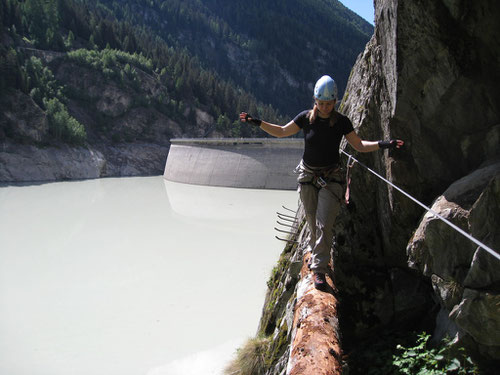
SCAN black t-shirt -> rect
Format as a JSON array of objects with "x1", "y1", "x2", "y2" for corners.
[{"x1": 293, "y1": 110, "x2": 354, "y2": 167}]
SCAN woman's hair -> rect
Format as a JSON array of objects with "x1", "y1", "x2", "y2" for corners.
[{"x1": 308, "y1": 103, "x2": 339, "y2": 127}]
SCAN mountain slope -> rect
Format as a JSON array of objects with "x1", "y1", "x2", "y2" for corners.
[
  {"x1": 91, "y1": 0, "x2": 373, "y2": 115},
  {"x1": 0, "y1": 0, "x2": 372, "y2": 181}
]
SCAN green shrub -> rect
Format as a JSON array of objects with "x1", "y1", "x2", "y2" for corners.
[
  {"x1": 67, "y1": 48, "x2": 153, "y2": 82},
  {"x1": 392, "y1": 332, "x2": 479, "y2": 375},
  {"x1": 347, "y1": 331, "x2": 481, "y2": 375},
  {"x1": 24, "y1": 56, "x2": 64, "y2": 106},
  {"x1": 44, "y1": 98, "x2": 87, "y2": 145}
]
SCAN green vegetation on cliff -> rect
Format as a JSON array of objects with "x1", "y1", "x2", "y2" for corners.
[
  {"x1": 1, "y1": 0, "x2": 372, "y2": 146},
  {"x1": 348, "y1": 331, "x2": 481, "y2": 375},
  {"x1": 86, "y1": 0, "x2": 373, "y2": 114},
  {"x1": 0, "y1": 0, "x2": 287, "y2": 145}
]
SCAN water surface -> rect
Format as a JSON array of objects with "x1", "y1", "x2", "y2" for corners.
[{"x1": 0, "y1": 177, "x2": 298, "y2": 375}]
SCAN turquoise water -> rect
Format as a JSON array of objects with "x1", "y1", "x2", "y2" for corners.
[{"x1": 0, "y1": 176, "x2": 298, "y2": 375}]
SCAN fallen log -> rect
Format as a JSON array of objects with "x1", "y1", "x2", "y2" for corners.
[{"x1": 286, "y1": 251, "x2": 343, "y2": 375}]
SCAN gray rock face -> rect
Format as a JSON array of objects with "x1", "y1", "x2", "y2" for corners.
[
  {"x1": 0, "y1": 141, "x2": 169, "y2": 183},
  {"x1": 0, "y1": 91, "x2": 49, "y2": 143},
  {"x1": 0, "y1": 142, "x2": 105, "y2": 181},
  {"x1": 55, "y1": 61, "x2": 180, "y2": 145},
  {"x1": 407, "y1": 162, "x2": 500, "y2": 357},
  {"x1": 330, "y1": 0, "x2": 500, "y2": 360},
  {"x1": 0, "y1": 56, "x2": 183, "y2": 182},
  {"x1": 408, "y1": 163, "x2": 500, "y2": 281},
  {"x1": 451, "y1": 289, "x2": 500, "y2": 358}
]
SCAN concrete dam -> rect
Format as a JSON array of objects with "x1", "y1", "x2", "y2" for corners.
[{"x1": 163, "y1": 138, "x2": 304, "y2": 190}]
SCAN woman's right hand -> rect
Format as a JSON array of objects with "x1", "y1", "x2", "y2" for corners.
[
  {"x1": 239, "y1": 112, "x2": 250, "y2": 122},
  {"x1": 239, "y1": 112, "x2": 261, "y2": 126}
]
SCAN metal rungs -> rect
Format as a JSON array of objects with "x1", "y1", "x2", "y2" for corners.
[{"x1": 275, "y1": 235, "x2": 299, "y2": 243}]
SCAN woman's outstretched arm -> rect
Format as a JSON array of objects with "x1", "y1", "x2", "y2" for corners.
[
  {"x1": 239, "y1": 112, "x2": 300, "y2": 138},
  {"x1": 345, "y1": 131, "x2": 404, "y2": 152}
]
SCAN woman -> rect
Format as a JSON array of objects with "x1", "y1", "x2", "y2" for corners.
[{"x1": 240, "y1": 75, "x2": 404, "y2": 290}]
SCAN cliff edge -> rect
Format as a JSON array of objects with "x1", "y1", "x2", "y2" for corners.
[{"x1": 234, "y1": 1, "x2": 499, "y2": 374}]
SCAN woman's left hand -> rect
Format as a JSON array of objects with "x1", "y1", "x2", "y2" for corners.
[
  {"x1": 379, "y1": 139, "x2": 404, "y2": 149},
  {"x1": 393, "y1": 139, "x2": 404, "y2": 148}
]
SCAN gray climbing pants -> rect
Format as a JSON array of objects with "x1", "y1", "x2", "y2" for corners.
[{"x1": 296, "y1": 161, "x2": 344, "y2": 274}]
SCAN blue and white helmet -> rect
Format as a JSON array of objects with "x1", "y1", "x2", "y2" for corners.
[{"x1": 314, "y1": 75, "x2": 338, "y2": 101}]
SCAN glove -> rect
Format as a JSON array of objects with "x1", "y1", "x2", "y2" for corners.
[
  {"x1": 378, "y1": 140, "x2": 402, "y2": 149},
  {"x1": 239, "y1": 112, "x2": 262, "y2": 126}
]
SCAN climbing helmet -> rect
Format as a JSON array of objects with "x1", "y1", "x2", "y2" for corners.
[{"x1": 314, "y1": 75, "x2": 338, "y2": 101}]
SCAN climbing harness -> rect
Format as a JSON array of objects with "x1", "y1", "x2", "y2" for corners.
[
  {"x1": 299, "y1": 175, "x2": 344, "y2": 190},
  {"x1": 296, "y1": 161, "x2": 345, "y2": 191},
  {"x1": 340, "y1": 149, "x2": 500, "y2": 261}
]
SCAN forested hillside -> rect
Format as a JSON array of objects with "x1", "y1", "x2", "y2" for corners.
[
  {"x1": 0, "y1": 0, "x2": 372, "y2": 149},
  {"x1": 90, "y1": 0, "x2": 373, "y2": 114}
]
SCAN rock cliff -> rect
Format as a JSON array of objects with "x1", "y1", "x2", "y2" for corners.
[
  {"x1": 0, "y1": 140, "x2": 169, "y2": 182},
  {"x1": 251, "y1": 0, "x2": 499, "y2": 373},
  {"x1": 0, "y1": 51, "x2": 196, "y2": 183},
  {"x1": 338, "y1": 0, "x2": 499, "y2": 360}
]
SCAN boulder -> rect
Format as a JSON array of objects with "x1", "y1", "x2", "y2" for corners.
[
  {"x1": 407, "y1": 161, "x2": 500, "y2": 358},
  {"x1": 451, "y1": 289, "x2": 500, "y2": 358}
]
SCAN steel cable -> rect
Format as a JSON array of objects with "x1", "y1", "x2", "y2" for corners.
[{"x1": 340, "y1": 149, "x2": 500, "y2": 261}]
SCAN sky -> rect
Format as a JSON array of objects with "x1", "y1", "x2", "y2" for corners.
[{"x1": 339, "y1": 0, "x2": 375, "y2": 25}]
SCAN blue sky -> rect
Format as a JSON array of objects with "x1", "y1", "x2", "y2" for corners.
[{"x1": 339, "y1": 0, "x2": 375, "y2": 25}]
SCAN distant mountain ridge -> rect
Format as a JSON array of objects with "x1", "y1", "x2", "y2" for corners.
[
  {"x1": 0, "y1": 0, "x2": 372, "y2": 181},
  {"x1": 94, "y1": 0, "x2": 373, "y2": 115}
]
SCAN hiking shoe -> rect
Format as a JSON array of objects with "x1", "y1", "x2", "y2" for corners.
[{"x1": 313, "y1": 272, "x2": 327, "y2": 290}]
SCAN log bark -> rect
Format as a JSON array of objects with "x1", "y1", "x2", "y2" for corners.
[{"x1": 286, "y1": 252, "x2": 343, "y2": 375}]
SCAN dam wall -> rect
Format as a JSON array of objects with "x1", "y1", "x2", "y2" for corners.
[{"x1": 163, "y1": 138, "x2": 304, "y2": 190}]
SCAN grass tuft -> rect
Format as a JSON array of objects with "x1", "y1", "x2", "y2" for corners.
[{"x1": 224, "y1": 336, "x2": 271, "y2": 375}]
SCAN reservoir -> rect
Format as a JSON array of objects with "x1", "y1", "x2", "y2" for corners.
[{"x1": 0, "y1": 176, "x2": 298, "y2": 375}]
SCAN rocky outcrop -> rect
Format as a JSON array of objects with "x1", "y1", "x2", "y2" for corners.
[
  {"x1": 407, "y1": 161, "x2": 500, "y2": 359},
  {"x1": 0, "y1": 91, "x2": 48, "y2": 143},
  {"x1": 0, "y1": 54, "x2": 186, "y2": 183},
  {"x1": 54, "y1": 60, "x2": 181, "y2": 145},
  {"x1": 331, "y1": 0, "x2": 500, "y2": 360},
  {"x1": 340, "y1": 0, "x2": 500, "y2": 259},
  {"x1": 0, "y1": 140, "x2": 169, "y2": 182},
  {"x1": 254, "y1": 0, "x2": 500, "y2": 372}
]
